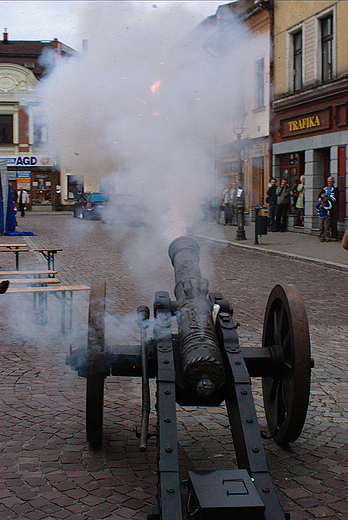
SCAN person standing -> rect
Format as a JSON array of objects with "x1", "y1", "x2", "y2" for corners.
[
  {"x1": 17, "y1": 187, "x2": 29, "y2": 217},
  {"x1": 275, "y1": 178, "x2": 290, "y2": 232},
  {"x1": 266, "y1": 178, "x2": 278, "y2": 231},
  {"x1": 316, "y1": 194, "x2": 332, "y2": 242},
  {"x1": 319, "y1": 177, "x2": 339, "y2": 241},
  {"x1": 229, "y1": 181, "x2": 238, "y2": 226},
  {"x1": 295, "y1": 175, "x2": 305, "y2": 227},
  {"x1": 222, "y1": 184, "x2": 233, "y2": 226}
]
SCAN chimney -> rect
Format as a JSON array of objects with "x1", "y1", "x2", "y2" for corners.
[
  {"x1": 3, "y1": 28, "x2": 8, "y2": 42},
  {"x1": 51, "y1": 38, "x2": 61, "y2": 50}
]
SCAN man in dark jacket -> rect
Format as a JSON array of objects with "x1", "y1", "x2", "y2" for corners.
[
  {"x1": 275, "y1": 178, "x2": 290, "y2": 232},
  {"x1": 266, "y1": 178, "x2": 278, "y2": 231},
  {"x1": 319, "y1": 177, "x2": 339, "y2": 240}
]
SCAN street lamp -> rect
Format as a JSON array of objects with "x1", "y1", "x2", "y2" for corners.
[{"x1": 234, "y1": 127, "x2": 246, "y2": 240}]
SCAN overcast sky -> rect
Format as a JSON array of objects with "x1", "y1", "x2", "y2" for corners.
[{"x1": 1, "y1": 1, "x2": 225, "y2": 51}]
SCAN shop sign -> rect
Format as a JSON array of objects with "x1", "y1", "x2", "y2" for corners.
[
  {"x1": 16, "y1": 171, "x2": 31, "y2": 190},
  {"x1": 0, "y1": 156, "x2": 54, "y2": 166},
  {"x1": 280, "y1": 108, "x2": 331, "y2": 138},
  {"x1": 287, "y1": 115, "x2": 321, "y2": 132}
]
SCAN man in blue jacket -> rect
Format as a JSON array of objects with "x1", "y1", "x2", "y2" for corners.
[{"x1": 319, "y1": 177, "x2": 339, "y2": 241}]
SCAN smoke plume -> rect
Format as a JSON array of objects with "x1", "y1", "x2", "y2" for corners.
[{"x1": 33, "y1": 1, "x2": 259, "y2": 291}]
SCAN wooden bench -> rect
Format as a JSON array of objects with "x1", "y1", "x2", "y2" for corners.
[
  {"x1": 4, "y1": 278, "x2": 61, "y2": 285},
  {"x1": 0, "y1": 270, "x2": 58, "y2": 277},
  {"x1": 4, "y1": 285, "x2": 90, "y2": 333},
  {"x1": 0, "y1": 243, "x2": 28, "y2": 248},
  {"x1": 0, "y1": 247, "x2": 62, "y2": 270}
]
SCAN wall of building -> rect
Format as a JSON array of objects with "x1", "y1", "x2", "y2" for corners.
[
  {"x1": 272, "y1": 0, "x2": 347, "y2": 234},
  {"x1": 273, "y1": 1, "x2": 348, "y2": 97},
  {"x1": 214, "y1": 1, "x2": 272, "y2": 211}
]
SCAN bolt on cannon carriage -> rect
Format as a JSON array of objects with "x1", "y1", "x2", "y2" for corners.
[{"x1": 66, "y1": 236, "x2": 312, "y2": 520}]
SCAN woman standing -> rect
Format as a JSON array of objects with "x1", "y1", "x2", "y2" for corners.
[{"x1": 295, "y1": 175, "x2": 305, "y2": 227}]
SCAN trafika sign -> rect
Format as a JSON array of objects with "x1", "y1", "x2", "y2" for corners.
[{"x1": 280, "y1": 108, "x2": 330, "y2": 138}]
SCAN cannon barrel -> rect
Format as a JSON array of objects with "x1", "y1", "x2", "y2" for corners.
[{"x1": 168, "y1": 236, "x2": 225, "y2": 397}]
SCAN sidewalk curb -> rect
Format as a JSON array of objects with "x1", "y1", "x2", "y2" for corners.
[{"x1": 191, "y1": 233, "x2": 348, "y2": 272}]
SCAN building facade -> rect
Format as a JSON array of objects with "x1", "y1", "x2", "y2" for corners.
[
  {"x1": 272, "y1": 0, "x2": 348, "y2": 233},
  {"x1": 206, "y1": 0, "x2": 272, "y2": 212},
  {"x1": 0, "y1": 31, "x2": 77, "y2": 210}
]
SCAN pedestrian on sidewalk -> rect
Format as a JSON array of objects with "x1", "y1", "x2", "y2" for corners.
[
  {"x1": 209, "y1": 196, "x2": 220, "y2": 224},
  {"x1": 294, "y1": 175, "x2": 305, "y2": 227},
  {"x1": 17, "y1": 187, "x2": 29, "y2": 217},
  {"x1": 319, "y1": 177, "x2": 339, "y2": 241},
  {"x1": 316, "y1": 194, "x2": 332, "y2": 242},
  {"x1": 229, "y1": 181, "x2": 238, "y2": 226},
  {"x1": 275, "y1": 178, "x2": 290, "y2": 232},
  {"x1": 266, "y1": 178, "x2": 278, "y2": 231},
  {"x1": 222, "y1": 184, "x2": 233, "y2": 226}
]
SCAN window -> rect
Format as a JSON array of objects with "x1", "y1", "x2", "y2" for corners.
[
  {"x1": 321, "y1": 14, "x2": 333, "y2": 82},
  {"x1": 34, "y1": 115, "x2": 48, "y2": 144},
  {"x1": 0, "y1": 115, "x2": 13, "y2": 144},
  {"x1": 293, "y1": 31, "x2": 302, "y2": 91},
  {"x1": 67, "y1": 175, "x2": 84, "y2": 200},
  {"x1": 256, "y1": 58, "x2": 264, "y2": 109}
]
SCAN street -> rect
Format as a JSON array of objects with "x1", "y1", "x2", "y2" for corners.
[{"x1": 0, "y1": 213, "x2": 347, "y2": 520}]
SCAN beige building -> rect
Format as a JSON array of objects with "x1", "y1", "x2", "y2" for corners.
[
  {"x1": 0, "y1": 32, "x2": 77, "y2": 210},
  {"x1": 211, "y1": 0, "x2": 272, "y2": 211},
  {"x1": 272, "y1": 0, "x2": 348, "y2": 232}
]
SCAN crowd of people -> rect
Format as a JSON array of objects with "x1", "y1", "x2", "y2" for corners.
[
  {"x1": 208, "y1": 181, "x2": 244, "y2": 227},
  {"x1": 266, "y1": 175, "x2": 340, "y2": 242},
  {"x1": 207, "y1": 175, "x2": 342, "y2": 243}
]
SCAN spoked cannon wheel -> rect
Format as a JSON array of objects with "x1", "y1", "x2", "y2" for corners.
[
  {"x1": 262, "y1": 284, "x2": 311, "y2": 445},
  {"x1": 86, "y1": 281, "x2": 106, "y2": 445}
]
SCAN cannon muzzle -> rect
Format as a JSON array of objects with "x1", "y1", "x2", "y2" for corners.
[{"x1": 168, "y1": 236, "x2": 225, "y2": 396}]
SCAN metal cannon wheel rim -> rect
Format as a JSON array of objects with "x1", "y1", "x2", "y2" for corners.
[
  {"x1": 86, "y1": 281, "x2": 106, "y2": 445},
  {"x1": 262, "y1": 284, "x2": 311, "y2": 445}
]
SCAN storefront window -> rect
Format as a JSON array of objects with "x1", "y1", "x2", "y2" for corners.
[
  {"x1": 67, "y1": 175, "x2": 84, "y2": 200},
  {"x1": 280, "y1": 153, "x2": 303, "y2": 213},
  {"x1": 31, "y1": 171, "x2": 51, "y2": 205}
]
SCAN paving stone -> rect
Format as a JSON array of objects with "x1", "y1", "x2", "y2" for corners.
[{"x1": 0, "y1": 214, "x2": 346, "y2": 519}]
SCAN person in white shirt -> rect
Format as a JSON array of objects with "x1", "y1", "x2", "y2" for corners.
[{"x1": 17, "y1": 187, "x2": 29, "y2": 217}]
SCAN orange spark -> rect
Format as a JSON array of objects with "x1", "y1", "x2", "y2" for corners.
[{"x1": 150, "y1": 80, "x2": 162, "y2": 93}]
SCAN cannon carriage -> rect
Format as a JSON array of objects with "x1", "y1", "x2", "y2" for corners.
[{"x1": 66, "y1": 236, "x2": 312, "y2": 520}]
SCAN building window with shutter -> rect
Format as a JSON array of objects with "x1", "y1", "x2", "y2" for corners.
[
  {"x1": 0, "y1": 115, "x2": 13, "y2": 144},
  {"x1": 256, "y1": 58, "x2": 264, "y2": 109},
  {"x1": 293, "y1": 30, "x2": 302, "y2": 91},
  {"x1": 321, "y1": 14, "x2": 333, "y2": 82}
]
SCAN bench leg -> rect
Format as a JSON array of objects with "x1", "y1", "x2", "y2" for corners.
[
  {"x1": 37, "y1": 292, "x2": 48, "y2": 324},
  {"x1": 54, "y1": 291, "x2": 73, "y2": 334},
  {"x1": 61, "y1": 291, "x2": 66, "y2": 333}
]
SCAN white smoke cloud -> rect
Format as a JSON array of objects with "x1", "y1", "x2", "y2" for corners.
[{"x1": 32, "y1": 1, "x2": 258, "y2": 291}]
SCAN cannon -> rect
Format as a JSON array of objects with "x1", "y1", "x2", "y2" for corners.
[{"x1": 66, "y1": 236, "x2": 312, "y2": 520}]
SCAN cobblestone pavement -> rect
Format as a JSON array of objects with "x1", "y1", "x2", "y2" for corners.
[{"x1": 0, "y1": 213, "x2": 347, "y2": 520}]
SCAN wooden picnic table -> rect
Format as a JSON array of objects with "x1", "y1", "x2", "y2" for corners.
[
  {"x1": 0, "y1": 243, "x2": 28, "y2": 248},
  {"x1": 0, "y1": 247, "x2": 62, "y2": 270},
  {"x1": 4, "y1": 285, "x2": 90, "y2": 333},
  {"x1": 3, "y1": 278, "x2": 61, "y2": 285},
  {"x1": 0, "y1": 270, "x2": 58, "y2": 277}
]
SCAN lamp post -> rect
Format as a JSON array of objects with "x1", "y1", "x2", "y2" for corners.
[{"x1": 234, "y1": 127, "x2": 246, "y2": 240}]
